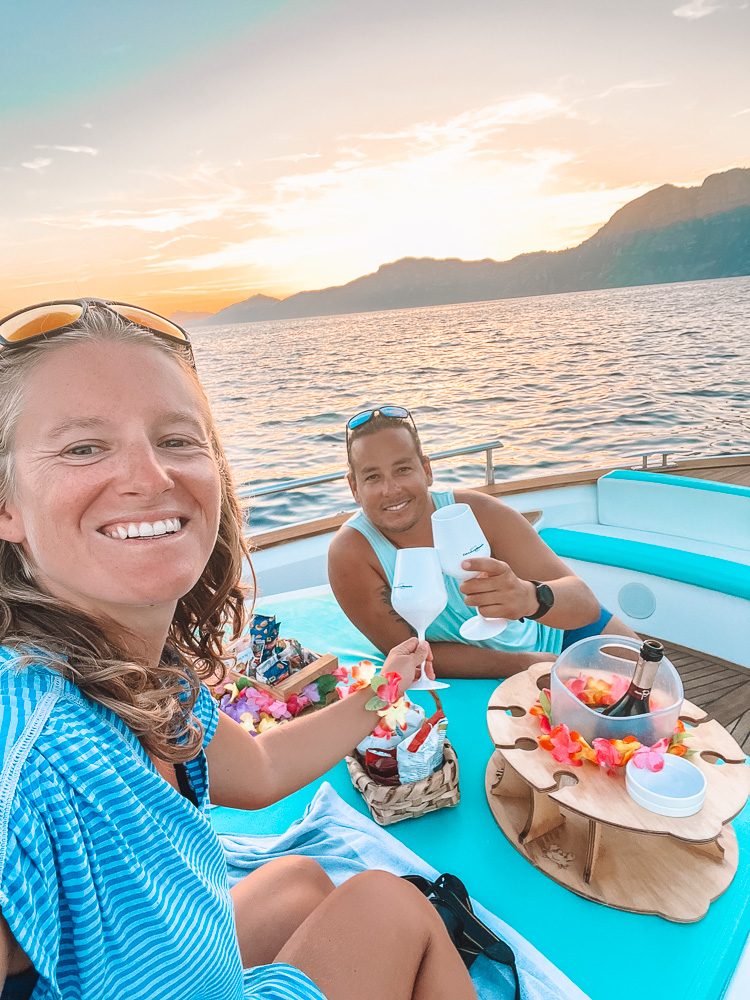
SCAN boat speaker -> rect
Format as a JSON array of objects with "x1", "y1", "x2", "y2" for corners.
[{"x1": 617, "y1": 583, "x2": 656, "y2": 620}]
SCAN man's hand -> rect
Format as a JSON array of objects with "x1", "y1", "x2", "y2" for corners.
[
  {"x1": 382, "y1": 636, "x2": 434, "y2": 697},
  {"x1": 459, "y1": 557, "x2": 538, "y2": 620}
]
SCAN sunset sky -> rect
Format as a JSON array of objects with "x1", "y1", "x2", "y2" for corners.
[{"x1": 1, "y1": 0, "x2": 748, "y2": 317}]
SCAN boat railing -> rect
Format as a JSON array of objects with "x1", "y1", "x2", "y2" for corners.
[
  {"x1": 634, "y1": 452, "x2": 675, "y2": 470},
  {"x1": 237, "y1": 439, "x2": 503, "y2": 502}
]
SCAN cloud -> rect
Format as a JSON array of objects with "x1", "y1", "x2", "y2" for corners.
[
  {"x1": 35, "y1": 145, "x2": 98, "y2": 156},
  {"x1": 21, "y1": 158, "x2": 52, "y2": 171},
  {"x1": 732, "y1": 107, "x2": 750, "y2": 116},
  {"x1": 30, "y1": 166, "x2": 249, "y2": 234},
  {"x1": 149, "y1": 234, "x2": 207, "y2": 251},
  {"x1": 347, "y1": 94, "x2": 567, "y2": 147},
  {"x1": 269, "y1": 152, "x2": 323, "y2": 163},
  {"x1": 35, "y1": 204, "x2": 236, "y2": 233},
  {"x1": 584, "y1": 80, "x2": 667, "y2": 102},
  {"x1": 672, "y1": 1, "x2": 722, "y2": 19},
  {"x1": 128, "y1": 95, "x2": 598, "y2": 283}
]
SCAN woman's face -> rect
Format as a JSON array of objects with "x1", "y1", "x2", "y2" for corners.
[{"x1": 0, "y1": 339, "x2": 222, "y2": 626}]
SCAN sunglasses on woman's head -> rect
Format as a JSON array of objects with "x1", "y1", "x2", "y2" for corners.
[{"x1": 0, "y1": 298, "x2": 193, "y2": 362}]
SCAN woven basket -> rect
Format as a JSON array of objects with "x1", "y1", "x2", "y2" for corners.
[{"x1": 346, "y1": 739, "x2": 460, "y2": 826}]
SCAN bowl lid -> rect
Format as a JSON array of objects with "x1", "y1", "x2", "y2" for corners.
[{"x1": 625, "y1": 753, "x2": 707, "y2": 810}]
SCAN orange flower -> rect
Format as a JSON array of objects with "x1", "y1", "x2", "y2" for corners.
[
  {"x1": 609, "y1": 736, "x2": 641, "y2": 766},
  {"x1": 573, "y1": 732, "x2": 598, "y2": 764}
]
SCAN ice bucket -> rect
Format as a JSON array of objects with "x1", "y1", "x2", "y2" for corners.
[{"x1": 549, "y1": 635, "x2": 683, "y2": 745}]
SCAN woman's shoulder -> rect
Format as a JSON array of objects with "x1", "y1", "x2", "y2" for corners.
[{"x1": 0, "y1": 646, "x2": 66, "y2": 755}]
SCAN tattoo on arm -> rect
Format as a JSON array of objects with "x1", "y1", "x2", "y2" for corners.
[{"x1": 379, "y1": 584, "x2": 416, "y2": 636}]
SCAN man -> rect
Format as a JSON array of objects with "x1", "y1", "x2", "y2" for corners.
[{"x1": 328, "y1": 406, "x2": 637, "y2": 678}]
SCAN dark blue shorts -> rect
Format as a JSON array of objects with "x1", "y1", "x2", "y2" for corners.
[
  {"x1": 0, "y1": 968, "x2": 38, "y2": 1000},
  {"x1": 561, "y1": 605, "x2": 614, "y2": 651}
]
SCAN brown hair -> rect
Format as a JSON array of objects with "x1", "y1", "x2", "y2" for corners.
[{"x1": 0, "y1": 306, "x2": 252, "y2": 762}]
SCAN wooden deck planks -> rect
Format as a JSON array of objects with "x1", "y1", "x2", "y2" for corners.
[
  {"x1": 688, "y1": 464, "x2": 750, "y2": 488},
  {"x1": 727, "y1": 711, "x2": 750, "y2": 748},
  {"x1": 655, "y1": 639, "x2": 750, "y2": 754}
]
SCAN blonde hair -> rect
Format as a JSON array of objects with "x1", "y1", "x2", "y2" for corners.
[{"x1": 0, "y1": 307, "x2": 252, "y2": 762}]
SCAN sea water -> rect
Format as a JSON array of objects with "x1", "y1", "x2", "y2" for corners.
[{"x1": 191, "y1": 275, "x2": 750, "y2": 532}]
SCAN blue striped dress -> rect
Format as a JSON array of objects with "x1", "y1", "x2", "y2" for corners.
[{"x1": 0, "y1": 647, "x2": 327, "y2": 1000}]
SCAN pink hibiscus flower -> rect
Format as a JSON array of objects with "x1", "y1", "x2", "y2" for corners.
[
  {"x1": 592, "y1": 738, "x2": 623, "y2": 774},
  {"x1": 375, "y1": 671, "x2": 401, "y2": 704},
  {"x1": 631, "y1": 738, "x2": 669, "y2": 771}
]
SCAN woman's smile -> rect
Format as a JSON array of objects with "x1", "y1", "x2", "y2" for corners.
[{"x1": 98, "y1": 516, "x2": 184, "y2": 539}]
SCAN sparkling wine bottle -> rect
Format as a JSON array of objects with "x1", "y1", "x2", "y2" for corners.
[{"x1": 601, "y1": 640, "x2": 664, "y2": 718}]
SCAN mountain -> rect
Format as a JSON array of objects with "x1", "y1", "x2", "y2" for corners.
[
  {"x1": 169, "y1": 309, "x2": 214, "y2": 324},
  {"x1": 198, "y1": 167, "x2": 750, "y2": 325},
  {"x1": 185, "y1": 294, "x2": 280, "y2": 326},
  {"x1": 593, "y1": 168, "x2": 750, "y2": 239}
]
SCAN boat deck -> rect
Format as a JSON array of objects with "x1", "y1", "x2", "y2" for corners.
[
  {"x1": 664, "y1": 457, "x2": 750, "y2": 753},
  {"x1": 252, "y1": 454, "x2": 750, "y2": 753},
  {"x1": 674, "y1": 458, "x2": 750, "y2": 489},
  {"x1": 655, "y1": 639, "x2": 750, "y2": 752}
]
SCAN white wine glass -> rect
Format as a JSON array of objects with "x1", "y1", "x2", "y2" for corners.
[
  {"x1": 390, "y1": 547, "x2": 450, "y2": 691},
  {"x1": 431, "y1": 503, "x2": 508, "y2": 641}
]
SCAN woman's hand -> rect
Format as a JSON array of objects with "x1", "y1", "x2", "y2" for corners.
[{"x1": 382, "y1": 636, "x2": 433, "y2": 699}]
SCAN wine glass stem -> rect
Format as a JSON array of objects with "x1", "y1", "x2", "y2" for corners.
[{"x1": 417, "y1": 628, "x2": 426, "y2": 674}]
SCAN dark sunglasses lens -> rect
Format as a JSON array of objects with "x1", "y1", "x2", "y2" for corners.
[
  {"x1": 0, "y1": 303, "x2": 83, "y2": 342},
  {"x1": 379, "y1": 406, "x2": 409, "y2": 419},
  {"x1": 114, "y1": 306, "x2": 189, "y2": 342},
  {"x1": 347, "y1": 410, "x2": 374, "y2": 430}
]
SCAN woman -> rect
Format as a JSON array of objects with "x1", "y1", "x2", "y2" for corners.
[{"x1": 0, "y1": 300, "x2": 477, "y2": 1000}]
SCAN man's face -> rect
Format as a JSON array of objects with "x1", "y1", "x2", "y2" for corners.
[{"x1": 348, "y1": 426, "x2": 433, "y2": 536}]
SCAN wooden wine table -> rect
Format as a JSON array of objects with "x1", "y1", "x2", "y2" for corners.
[{"x1": 485, "y1": 662, "x2": 750, "y2": 922}]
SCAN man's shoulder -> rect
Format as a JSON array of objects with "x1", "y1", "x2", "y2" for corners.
[{"x1": 329, "y1": 519, "x2": 376, "y2": 562}]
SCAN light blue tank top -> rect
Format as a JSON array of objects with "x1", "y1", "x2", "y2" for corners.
[{"x1": 346, "y1": 489, "x2": 563, "y2": 656}]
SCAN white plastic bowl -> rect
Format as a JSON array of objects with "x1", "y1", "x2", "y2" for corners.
[{"x1": 625, "y1": 753, "x2": 707, "y2": 817}]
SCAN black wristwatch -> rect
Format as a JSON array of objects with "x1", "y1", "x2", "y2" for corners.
[{"x1": 524, "y1": 581, "x2": 555, "y2": 621}]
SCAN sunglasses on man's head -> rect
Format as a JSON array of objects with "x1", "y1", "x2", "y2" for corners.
[
  {"x1": 0, "y1": 298, "x2": 193, "y2": 360},
  {"x1": 346, "y1": 406, "x2": 413, "y2": 433}
]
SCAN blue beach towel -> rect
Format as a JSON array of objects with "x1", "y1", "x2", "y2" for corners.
[{"x1": 219, "y1": 782, "x2": 591, "y2": 1000}]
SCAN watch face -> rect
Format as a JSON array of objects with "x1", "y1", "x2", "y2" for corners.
[
  {"x1": 537, "y1": 583, "x2": 554, "y2": 607},
  {"x1": 532, "y1": 582, "x2": 554, "y2": 618}
]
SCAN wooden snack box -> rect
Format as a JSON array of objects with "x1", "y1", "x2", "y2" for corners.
[{"x1": 243, "y1": 652, "x2": 338, "y2": 699}]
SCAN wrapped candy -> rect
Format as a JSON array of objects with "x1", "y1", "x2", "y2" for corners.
[
  {"x1": 226, "y1": 614, "x2": 280, "y2": 675},
  {"x1": 356, "y1": 703, "x2": 450, "y2": 786},
  {"x1": 256, "y1": 637, "x2": 312, "y2": 686},
  {"x1": 363, "y1": 748, "x2": 400, "y2": 785},
  {"x1": 396, "y1": 713, "x2": 448, "y2": 784}
]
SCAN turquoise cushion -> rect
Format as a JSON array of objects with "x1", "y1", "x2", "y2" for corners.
[
  {"x1": 211, "y1": 587, "x2": 750, "y2": 1000},
  {"x1": 539, "y1": 527, "x2": 750, "y2": 600},
  {"x1": 597, "y1": 471, "x2": 750, "y2": 550},
  {"x1": 602, "y1": 469, "x2": 750, "y2": 498}
]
